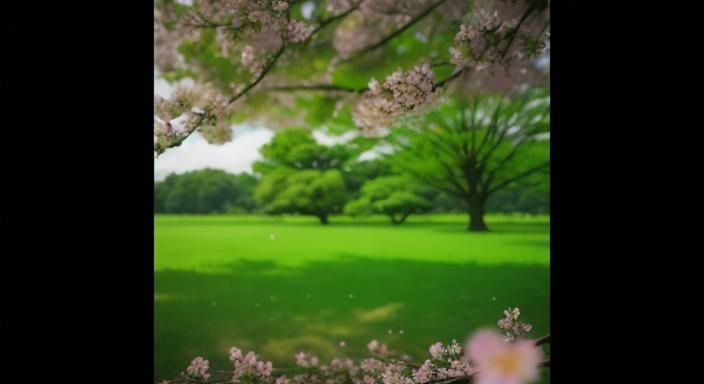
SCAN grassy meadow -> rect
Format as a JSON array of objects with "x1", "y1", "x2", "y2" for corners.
[{"x1": 155, "y1": 214, "x2": 550, "y2": 382}]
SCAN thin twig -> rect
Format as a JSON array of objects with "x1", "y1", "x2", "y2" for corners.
[
  {"x1": 499, "y1": 6, "x2": 536, "y2": 60},
  {"x1": 535, "y1": 334, "x2": 551, "y2": 346},
  {"x1": 338, "y1": 0, "x2": 448, "y2": 63},
  {"x1": 263, "y1": 83, "x2": 366, "y2": 93},
  {"x1": 310, "y1": 4, "x2": 360, "y2": 36},
  {"x1": 228, "y1": 46, "x2": 286, "y2": 105}
]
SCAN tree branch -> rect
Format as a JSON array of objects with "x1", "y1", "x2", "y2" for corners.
[
  {"x1": 499, "y1": 6, "x2": 536, "y2": 60},
  {"x1": 310, "y1": 4, "x2": 360, "y2": 35},
  {"x1": 535, "y1": 334, "x2": 551, "y2": 346},
  {"x1": 154, "y1": 113, "x2": 207, "y2": 157},
  {"x1": 228, "y1": 46, "x2": 286, "y2": 105},
  {"x1": 480, "y1": 127, "x2": 544, "y2": 194},
  {"x1": 259, "y1": 66, "x2": 466, "y2": 96},
  {"x1": 262, "y1": 83, "x2": 366, "y2": 93},
  {"x1": 488, "y1": 161, "x2": 550, "y2": 194},
  {"x1": 338, "y1": 0, "x2": 448, "y2": 63}
]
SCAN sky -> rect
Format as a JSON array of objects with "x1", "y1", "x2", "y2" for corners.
[{"x1": 154, "y1": 124, "x2": 274, "y2": 181}]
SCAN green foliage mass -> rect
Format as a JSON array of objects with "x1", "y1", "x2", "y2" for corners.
[
  {"x1": 255, "y1": 169, "x2": 348, "y2": 223},
  {"x1": 345, "y1": 176, "x2": 431, "y2": 224},
  {"x1": 155, "y1": 169, "x2": 258, "y2": 214}
]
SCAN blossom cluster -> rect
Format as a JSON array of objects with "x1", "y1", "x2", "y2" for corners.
[
  {"x1": 423, "y1": 339, "x2": 475, "y2": 381},
  {"x1": 449, "y1": 0, "x2": 550, "y2": 70},
  {"x1": 353, "y1": 64, "x2": 436, "y2": 134},
  {"x1": 153, "y1": 84, "x2": 230, "y2": 156},
  {"x1": 154, "y1": 10, "x2": 183, "y2": 72},
  {"x1": 184, "y1": 357, "x2": 210, "y2": 380},
  {"x1": 155, "y1": 1, "x2": 315, "y2": 77},
  {"x1": 229, "y1": 347, "x2": 274, "y2": 380},
  {"x1": 295, "y1": 351, "x2": 320, "y2": 368},
  {"x1": 159, "y1": 307, "x2": 546, "y2": 384},
  {"x1": 367, "y1": 339, "x2": 392, "y2": 357},
  {"x1": 497, "y1": 307, "x2": 533, "y2": 342}
]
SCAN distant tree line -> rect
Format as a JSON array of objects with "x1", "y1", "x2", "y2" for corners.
[
  {"x1": 154, "y1": 169, "x2": 258, "y2": 214},
  {"x1": 154, "y1": 164, "x2": 547, "y2": 217}
]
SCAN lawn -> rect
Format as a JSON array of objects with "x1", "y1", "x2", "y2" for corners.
[{"x1": 155, "y1": 214, "x2": 550, "y2": 382}]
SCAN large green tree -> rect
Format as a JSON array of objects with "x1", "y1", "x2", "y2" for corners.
[
  {"x1": 253, "y1": 128, "x2": 369, "y2": 223},
  {"x1": 345, "y1": 175, "x2": 431, "y2": 224},
  {"x1": 255, "y1": 169, "x2": 347, "y2": 224},
  {"x1": 253, "y1": 128, "x2": 355, "y2": 172},
  {"x1": 386, "y1": 88, "x2": 549, "y2": 231}
]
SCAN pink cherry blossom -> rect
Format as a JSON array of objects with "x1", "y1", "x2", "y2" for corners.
[
  {"x1": 429, "y1": 342, "x2": 444, "y2": 359},
  {"x1": 465, "y1": 329, "x2": 543, "y2": 384},
  {"x1": 185, "y1": 356, "x2": 210, "y2": 380}
]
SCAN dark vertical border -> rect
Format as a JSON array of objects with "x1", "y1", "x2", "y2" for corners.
[
  {"x1": 551, "y1": 2, "x2": 696, "y2": 382},
  {"x1": 2, "y1": 3, "x2": 154, "y2": 381}
]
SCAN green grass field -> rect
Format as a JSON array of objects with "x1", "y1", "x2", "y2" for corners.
[{"x1": 155, "y1": 214, "x2": 550, "y2": 382}]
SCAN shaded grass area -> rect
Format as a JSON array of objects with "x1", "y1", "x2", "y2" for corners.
[{"x1": 155, "y1": 215, "x2": 550, "y2": 382}]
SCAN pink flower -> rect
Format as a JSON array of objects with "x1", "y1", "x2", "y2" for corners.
[
  {"x1": 256, "y1": 360, "x2": 273, "y2": 376},
  {"x1": 272, "y1": 1, "x2": 289, "y2": 12},
  {"x1": 429, "y1": 342, "x2": 444, "y2": 359},
  {"x1": 360, "y1": 358, "x2": 384, "y2": 373},
  {"x1": 367, "y1": 339, "x2": 391, "y2": 357},
  {"x1": 412, "y1": 360, "x2": 434, "y2": 383},
  {"x1": 497, "y1": 307, "x2": 533, "y2": 342},
  {"x1": 367, "y1": 339, "x2": 380, "y2": 352},
  {"x1": 276, "y1": 376, "x2": 289, "y2": 384},
  {"x1": 295, "y1": 351, "x2": 309, "y2": 367},
  {"x1": 185, "y1": 356, "x2": 210, "y2": 380},
  {"x1": 465, "y1": 329, "x2": 543, "y2": 384},
  {"x1": 229, "y1": 347, "x2": 243, "y2": 362},
  {"x1": 310, "y1": 355, "x2": 320, "y2": 367}
]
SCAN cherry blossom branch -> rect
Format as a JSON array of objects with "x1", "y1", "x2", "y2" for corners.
[
  {"x1": 262, "y1": 64, "x2": 466, "y2": 96},
  {"x1": 262, "y1": 60, "x2": 462, "y2": 94},
  {"x1": 223, "y1": 5, "x2": 360, "y2": 105},
  {"x1": 228, "y1": 46, "x2": 286, "y2": 105},
  {"x1": 499, "y1": 6, "x2": 536, "y2": 60},
  {"x1": 154, "y1": 113, "x2": 207, "y2": 156},
  {"x1": 263, "y1": 83, "x2": 366, "y2": 93},
  {"x1": 432, "y1": 68, "x2": 465, "y2": 89},
  {"x1": 338, "y1": 0, "x2": 449, "y2": 63},
  {"x1": 310, "y1": 3, "x2": 360, "y2": 36}
]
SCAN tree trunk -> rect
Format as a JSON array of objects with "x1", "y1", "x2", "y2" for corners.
[
  {"x1": 390, "y1": 213, "x2": 409, "y2": 225},
  {"x1": 467, "y1": 195, "x2": 488, "y2": 231},
  {"x1": 318, "y1": 214, "x2": 329, "y2": 225}
]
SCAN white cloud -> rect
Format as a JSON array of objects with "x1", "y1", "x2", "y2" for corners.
[
  {"x1": 359, "y1": 143, "x2": 395, "y2": 161},
  {"x1": 154, "y1": 125, "x2": 274, "y2": 181},
  {"x1": 313, "y1": 130, "x2": 358, "y2": 145}
]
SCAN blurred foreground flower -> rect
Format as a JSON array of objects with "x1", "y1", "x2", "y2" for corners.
[{"x1": 465, "y1": 329, "x2": 543, "y2": 384}]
